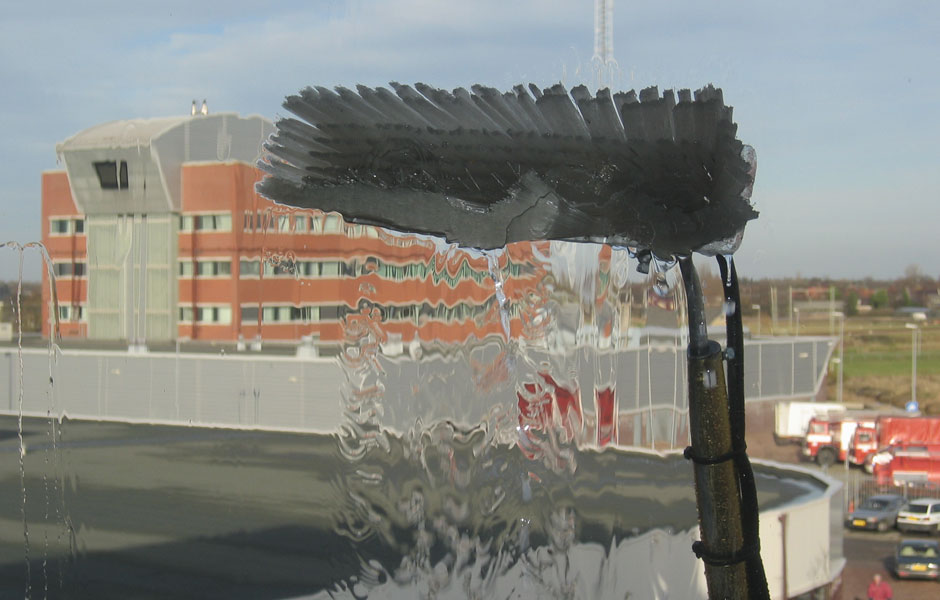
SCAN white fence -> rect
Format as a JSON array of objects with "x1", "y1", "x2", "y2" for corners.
[{"x1": 0, "y1": 337, "x2": 834, "y2": 437}]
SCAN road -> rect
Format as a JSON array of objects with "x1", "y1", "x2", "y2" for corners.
[{"x1": 843, "y1": 528, "x2": 939, "y2": 600}]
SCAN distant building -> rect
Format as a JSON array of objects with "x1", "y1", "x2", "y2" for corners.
[{"x1": 42, "y1": 110, "x2": 542, "y2": 346}]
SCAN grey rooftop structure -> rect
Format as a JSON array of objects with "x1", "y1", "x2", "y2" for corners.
[{"x1": 57, "y1": 112, "x2": 273, "y2": 216}]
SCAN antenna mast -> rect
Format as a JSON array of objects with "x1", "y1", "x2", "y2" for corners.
[{"x1": 592, "y1": 0, "x2": 618, "y2": 89}]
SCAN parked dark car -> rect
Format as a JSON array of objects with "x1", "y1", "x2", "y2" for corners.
[
  {"x1": 895, "y1": 539, "x2": 940, "y2": 580},
  {"x1": 845, "y1": 494, "x2": 909, "y2": 532}
]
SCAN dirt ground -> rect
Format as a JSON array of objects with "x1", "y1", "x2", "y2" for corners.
[{"x1": 830, "y1": 373, "x2": 940, "y2": 415}]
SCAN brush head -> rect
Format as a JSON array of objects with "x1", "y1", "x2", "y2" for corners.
[{"x1": 257, "y1": 83, "x2": 757, "y2": 258}]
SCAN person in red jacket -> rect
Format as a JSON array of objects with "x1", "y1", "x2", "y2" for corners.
[{"x1": 867, "y1": 573, "x2": 892, "y2": 600}]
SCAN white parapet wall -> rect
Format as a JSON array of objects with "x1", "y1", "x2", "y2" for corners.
[
  {"x1": 0, "y1": 337, "x2": 833, "y2": 435},
  {"x1": 0, "y1": 342, "x2": 843, "y2": 599},
  {"x1": 755, "y1": 461, "x2": 845, "y2": 599}
]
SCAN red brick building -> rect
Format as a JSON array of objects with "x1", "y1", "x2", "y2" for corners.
[{"x1": 42, "y1": 111, "x2": 542, "y2": 346}]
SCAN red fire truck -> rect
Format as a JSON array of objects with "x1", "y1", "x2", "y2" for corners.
[
  {"x1": 802, "y1": 414, "x2": 877, "y2": 466},
  {"x1": 872, "y1": 442, "x2": 940, "y2": 486},
  {"x1": 849, "y1": 416, "x2": 940, "y2": 470}
]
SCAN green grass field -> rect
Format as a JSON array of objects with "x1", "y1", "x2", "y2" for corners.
[
  {"x1": 746, "y1": 313, "x2": 940, "y2": 409},
  {"x1": 841, "y1": 349, "x2": 940, "y2": 378}
]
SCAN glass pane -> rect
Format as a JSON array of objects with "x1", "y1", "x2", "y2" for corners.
[{"x1": 14, "y1": 9, "x2": 879, "y2": 598}]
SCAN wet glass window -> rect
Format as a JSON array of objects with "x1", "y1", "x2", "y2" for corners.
[{"x1": 11, "y1": 7, "x2": 886, "y2": 598}]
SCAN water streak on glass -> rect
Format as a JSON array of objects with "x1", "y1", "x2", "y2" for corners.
[{"x1": 316, "y1": 216, "x2": 709, "y2": 598}]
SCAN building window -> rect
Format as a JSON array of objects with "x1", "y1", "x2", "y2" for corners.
[
  {"x1": 320, "y1": 261, "x2": 340, "y2": 277},
  {"x1": 181, "y1": 214, "x2": 232, "y2": 232},
  {"x1": 195, "y1": 214, "x2": 231, "y2": 231},
  {"x1": 263, "y1": 260, "x2": 295, "y2": 277},
  {"x1": 74, "y1": 219, "x2": 85, "y2": 234},
  {"x1": 300, "y1": 261, "x2": 318, "y2": 277},
  {"x1": 50, "y1": 219, "x2": 71, "y2": 235},
  {"x1": 323, "y1": 215, "x2": 342, "y2": 233},
  {"x1": 195, "y1": 260, "x2": 231, "y2": 277},
  {"x1": 93, "y1": 160, "x2": 128, "y2": 190},
  {"x1": 94, "y1": 161, "x2": 118, "y2": 189},
  {"x1": 294, "y1": 215, "x2": 308, "y2": 233},
  {"x1": 245, "y1": 304, "x2": 338, "y2": 323},
  {"x1": 179, "y1": 261, "x2": 193, "y2": 277},
  {"x1": 277, "y1": 215, "x2": 291, "y2": 232},
  {"x1": 197, "y1": 306, "x2": 232, "y2": 325},
  {"x1": 53, "y1": 262, "x2": 86, "y2": 278},
  {"x1": 243, "y1": 211, "x2": 254, "y2": 232},
  {"x1": 239, "y1": 260, "x2": 260, "y2": 277},
  {"x1": 58, "y1": 305, "x2": 84, "y2": 322},
  {"x1": 290, "y1": 306, "x2": 320, "y2": 322},
  {"x1": 319, "y1": 305, "x2": 343, "y2": 320},
  {"x1": 179, "y1": 306, "x2": 232, "y2": 324},
  {"x1": 262, "y1": 306, "x2": 291, "y2": 323}
]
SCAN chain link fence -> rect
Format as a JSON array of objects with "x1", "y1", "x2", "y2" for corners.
[{"x1": 842, "y1": 467, "x2": 940, "y2": 512}]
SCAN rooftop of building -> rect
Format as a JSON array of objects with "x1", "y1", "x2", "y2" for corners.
[{"x1": 55, "y1": 111, "x2": 273, "y2": 153}]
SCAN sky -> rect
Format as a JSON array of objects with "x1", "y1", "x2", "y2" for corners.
[{"x1": 1, "y1": 0, "x2": 938, "y2": 281}]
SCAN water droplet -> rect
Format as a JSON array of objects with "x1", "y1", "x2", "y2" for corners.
[
  {"x1": 703, "y1": 370, "x2": 718, "y2": 389},
  {"x1": 723, "y1": 300, "x2": 737, "y2": 317}
]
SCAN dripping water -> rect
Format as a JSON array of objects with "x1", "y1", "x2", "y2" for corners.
[
  {"x1": 2, "y1": 240, "x2": 70, "y2": 598},
  {"x1": 485, "y1": 248, "x2": 512, "y2": 340},
  {"x1": 14, "y1": 245, "x2": 31, "y2": 600}
]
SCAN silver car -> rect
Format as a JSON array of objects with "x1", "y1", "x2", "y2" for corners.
[{"x1": 845, "y1": 494, "x2": 909, "y2": 532}]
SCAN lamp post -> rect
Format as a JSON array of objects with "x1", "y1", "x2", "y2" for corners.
[
  {"x1": 831, "y1": 312, "x2": 844, "y2": 404},
  {"x1": 905, "y1": 323, "x2": 920, "y2": 411},
  {"x1": 752, "y1": 304, "x2": 763, "y2": 397},
  {"x1": 830, "y1": 310, "x2": 848, "y2": 480},
  {"x1": 793, "y1": 307, "x2": 800, "y2": 337}
]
